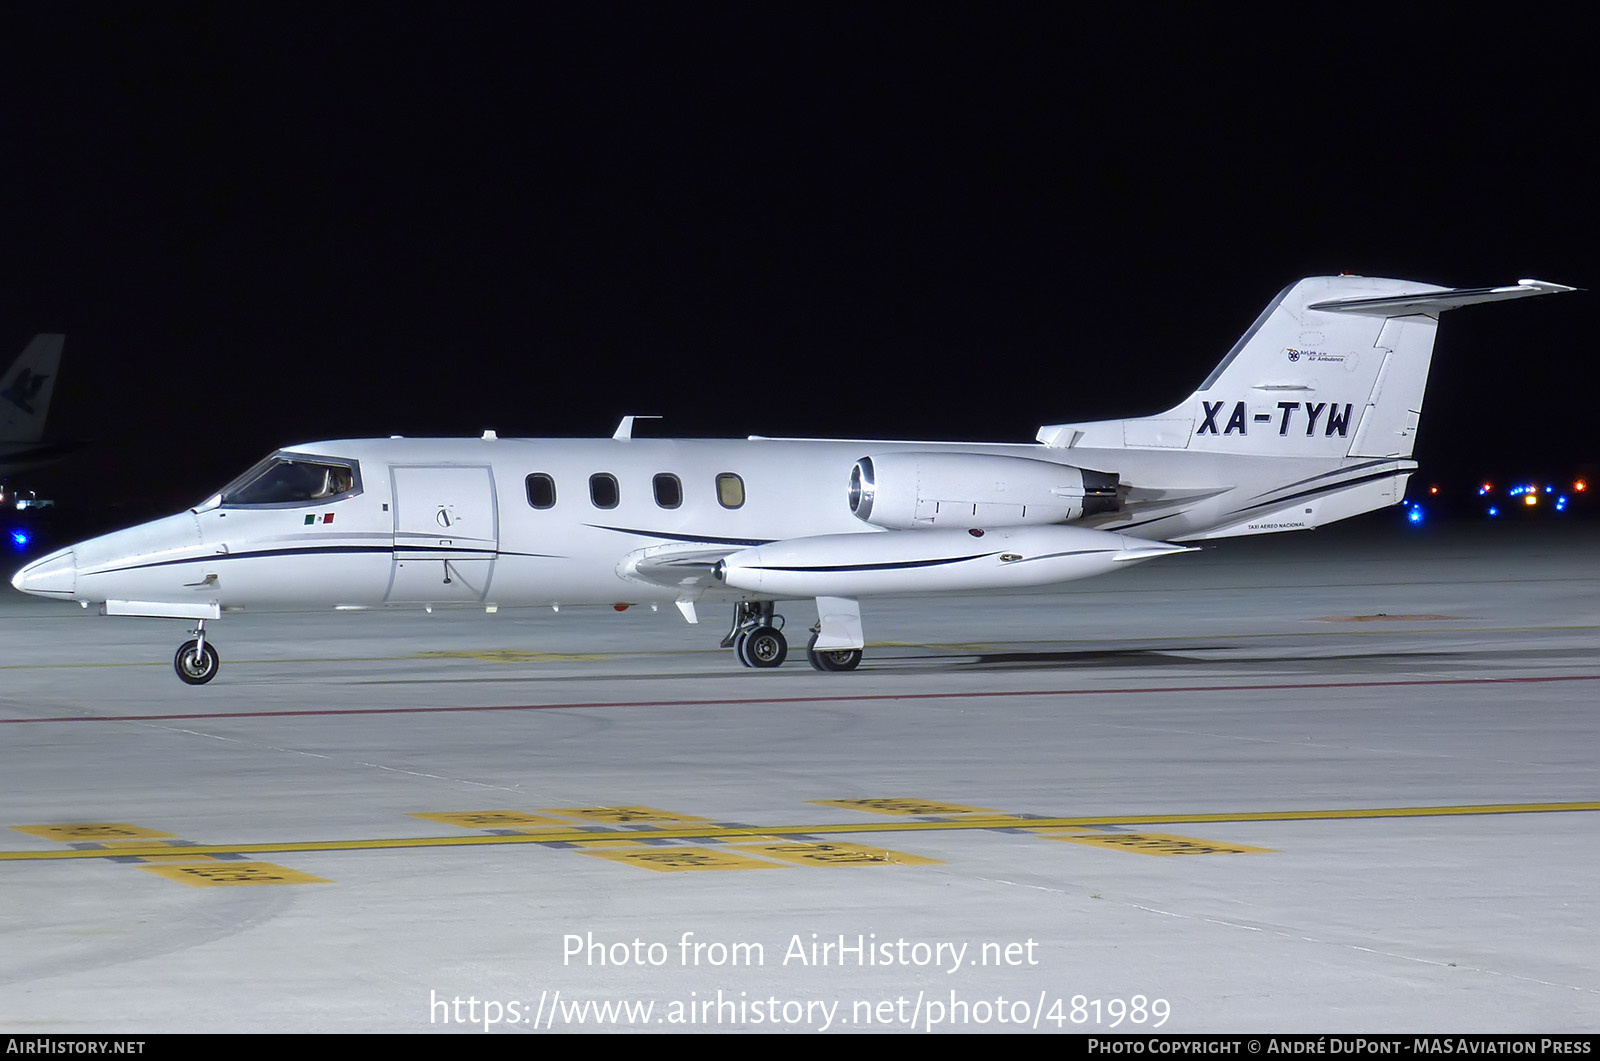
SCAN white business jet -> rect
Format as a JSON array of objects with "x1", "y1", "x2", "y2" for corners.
[{"x1": 11, "y1": 276, "x2": 1573, "y2": 684}]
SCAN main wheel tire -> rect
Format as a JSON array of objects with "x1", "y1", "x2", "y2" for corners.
[
  {"x1": 806, "y1": 634, "x2": 862, "y2": 672},
  {"x1": 739, "y1": 626, "x2": 788, "y2": 669},
  {"x1": 732, "y1": 631, "x2": 755, "y2": 667},
  {"x1": 174, "y1": 639, "x2": 220, "y2": 685}
]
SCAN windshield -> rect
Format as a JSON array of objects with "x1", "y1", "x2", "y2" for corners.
[{"x1": 210, "y1": 453, "x2": 361, "y2": 508}]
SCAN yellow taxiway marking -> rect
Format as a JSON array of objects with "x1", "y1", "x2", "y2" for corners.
[
  {"x1": 732, "y1": 840, "x2": 943, "y2": 867},
  {"x1": 531, "y1": 806, "x2": 711, "y2": 825},
  {"x1": 3, "y1": 802, "x2": 1596, "y2": 862},
  {"x1": 141, "y1": 862, "x2": 331, "y2": 887},
  {"x1": 1036, "y1": 831, "x2": 1275, "y2": 856},
  {"x1": 811, "y1": 798, "x2": 1002, "y2": 817},
  {"x1": 11, "y1": 823, "x2": 177, "y2": 842},
  {"x1": 92, "y1": 840, "x2": 221, "y2": 863},
  {"x1": 410, "y1": 810, "x2": 574, "y2": 830},
  {"x1": 10, "y1": 825, "x2": 323, "y2": 881},
  {"x1": 579, "y1": 847, "x2": 784, "y2": 872}
]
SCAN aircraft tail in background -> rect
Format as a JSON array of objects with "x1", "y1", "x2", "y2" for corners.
[{"x1": 0, "y1": 334, "x2": 64, "y2": 444}]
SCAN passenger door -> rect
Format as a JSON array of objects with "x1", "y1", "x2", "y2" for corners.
[{"x1": 387, "y1": 465, "x2": 499, "y2": 602}]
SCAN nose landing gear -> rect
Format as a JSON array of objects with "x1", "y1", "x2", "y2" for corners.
[{"x1": 174, "y1": 622, "x2": 220, "y2": 685}]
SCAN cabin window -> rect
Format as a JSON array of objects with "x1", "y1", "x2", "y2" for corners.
[
  {"x1": 217, "y1": 454, "x2": 361, "y2": 508},
  {"x1": 716, "y1": 472, "x2": 745, "y2": 509},
  {"x1": 525, "y1": 473, "x2": 556, "y2": 509},
  {"x1": 589, "y1": 472, "x2": 620, "y2": 509},
  {"x1": 652, "y1": 473, "x2": 683, "y2": 509}
]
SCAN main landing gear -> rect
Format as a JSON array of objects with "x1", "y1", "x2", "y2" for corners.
[
  {"x1": 722, "y1": 599, "x2": 864, "y2": 672},
  {"x1": 722, "y1": 601, "x2": 788, "y2": 668},
  {"x1": 805, "y1": 636, "x2": 862, "y2": 672},
  {"x1": 174, "y1": 621, "x2": 220, "y2": 685}
]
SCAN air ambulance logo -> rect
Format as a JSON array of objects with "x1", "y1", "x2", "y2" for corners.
[
  {"x1": 304, "y1": 512, "x2": 335, "y2": 525},
  {"x1": 1285, "y1": 347, "x2": 1347, "y2": 365},
  {"x1": 1, "y1": 368, "x2": 48, "y2": 413}
]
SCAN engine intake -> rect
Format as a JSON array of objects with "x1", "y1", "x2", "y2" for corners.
[{"x1": 849, "y1": 453, "x2": 1118, "y2": 529}]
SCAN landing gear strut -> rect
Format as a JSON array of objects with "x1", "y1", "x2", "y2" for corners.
[
  {"x1": 807, "y1": 595, "x2": 864, "y2": 672},
  {"x1": 722, "y1": 601, "x2": 787, "y2": 669},
  {"x1": 174, "y1": 621, "x2": 221, "y2": 685}
]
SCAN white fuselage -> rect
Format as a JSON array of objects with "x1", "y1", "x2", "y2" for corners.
[{"x1": 13, "y1": 434, "x2": 1398, "y2": 614}]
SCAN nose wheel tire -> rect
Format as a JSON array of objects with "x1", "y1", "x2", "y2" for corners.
[
  {"x1": 806, "y1": 634, "x2": 862, "y2": 672},
  {"x1": 174, "y1": 640, "x2": 220, "y2": 685},
  {"x1": 738, "y1": 626, "x2": 788, "y2": 669}
]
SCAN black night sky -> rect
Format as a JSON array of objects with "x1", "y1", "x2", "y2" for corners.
[{"x1": 1, "y1": 6, "x2": 1593, "y2": 526}]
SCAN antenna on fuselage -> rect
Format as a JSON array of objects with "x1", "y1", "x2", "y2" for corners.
[{"x1": 612, "y1": 415, "x2": 663, "y2": 440}]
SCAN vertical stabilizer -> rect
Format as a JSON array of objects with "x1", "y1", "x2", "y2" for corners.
[
  {"x1": 0, "y1": 334, "x2": 64, "y2": 443},
  {"x1": 1038, "y1": 277, "x2": 1573, "y2": 458}
]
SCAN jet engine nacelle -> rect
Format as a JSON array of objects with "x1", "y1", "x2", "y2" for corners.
[{"x1": 848, "y1": 452, "x2": 1118, "y2": 529}]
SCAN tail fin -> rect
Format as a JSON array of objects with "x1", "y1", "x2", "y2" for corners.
[
  {"x1": 1038, "y1": 277, "x2": 1573, "y2": 456},
  {"x1": 0, "y1": 334, "x2": 64, "y2": 443}
]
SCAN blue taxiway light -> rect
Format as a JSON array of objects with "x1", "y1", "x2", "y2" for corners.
[{"x1": 9, "y1": 529, "x2": 29, "y2": 548}]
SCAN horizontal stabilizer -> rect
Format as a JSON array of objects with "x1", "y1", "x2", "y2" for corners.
[{"x1": 1307, "y1": 278, "x2": 1575, "y2": 316}]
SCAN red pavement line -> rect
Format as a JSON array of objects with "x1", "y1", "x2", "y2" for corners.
[{"x1": 3, "y1": 674, "x2": 1598, "y2": 725}]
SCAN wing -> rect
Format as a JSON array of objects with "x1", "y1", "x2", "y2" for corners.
[{"x1": 617, "y1": 542, "x2": 741, "y2": 592}]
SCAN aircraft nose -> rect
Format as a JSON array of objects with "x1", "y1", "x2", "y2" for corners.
[{"x1": 11, "y1": 550, "x2": 77, "y2": 597}]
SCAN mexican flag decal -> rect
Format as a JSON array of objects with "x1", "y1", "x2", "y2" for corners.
[{"x1": 304, "y1": 513, "x2": 335, "y2": 525}]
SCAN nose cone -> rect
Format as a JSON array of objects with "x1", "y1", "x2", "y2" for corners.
[{"x1": 12, "y1": 549, "x2": 77, "y2": 597}]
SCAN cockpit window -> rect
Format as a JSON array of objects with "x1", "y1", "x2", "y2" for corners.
[{"x1": 216, "y1": 454, "x2": 361, "y2": 508}]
